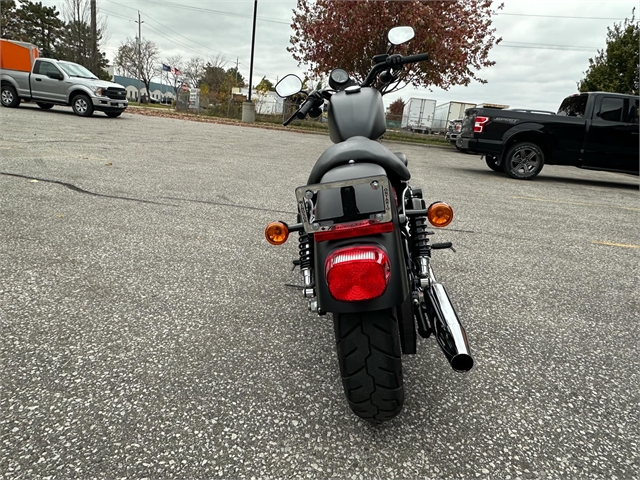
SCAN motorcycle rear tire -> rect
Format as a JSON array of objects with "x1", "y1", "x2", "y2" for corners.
[{"x1": 334, "y1": 309, "x2": 404, "y2": 423}]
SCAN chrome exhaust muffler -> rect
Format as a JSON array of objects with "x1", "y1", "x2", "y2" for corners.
[{"x1": 426, "y1": 270, "x2": 474, "y2": 372}]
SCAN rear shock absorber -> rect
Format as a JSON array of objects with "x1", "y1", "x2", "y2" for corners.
[
  {"x1": 408, "y1": 195, "x2": 432, "y2": 279},
  {"x1": 298, "y1": 231, "x2": 315, "y2": 298}
]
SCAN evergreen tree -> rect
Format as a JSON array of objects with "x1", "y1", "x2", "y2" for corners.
[
  {"x1": 58, "y1": 19, "x2": 110, "y2": 79},
  {"x1": 578, "y1": 13, "x2": 639, "y2": 95},
  {"x1": 0, "y1": 0, "x2": 21, "y2": 39},
  {"x1": 15, "y1": 0, "x2": 65, "y2": 57}
]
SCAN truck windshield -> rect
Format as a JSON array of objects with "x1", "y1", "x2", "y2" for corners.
[
  {"x1": 557, "y1": 95, "x2": 587, "y2": 117},
  {"x1": 58, "y1": 62, "x2": 98, "y2": 79}
]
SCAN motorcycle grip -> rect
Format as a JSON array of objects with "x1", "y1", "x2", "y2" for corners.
[
  {"x1": 296, "y1": 98, "x2": 315, "y2": 119},
  {"x1": 402, "y1": 53, "x2": 429, "y2": 64}
]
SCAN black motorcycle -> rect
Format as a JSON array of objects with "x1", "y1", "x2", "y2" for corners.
[{"x1": 265, "y1": 27, "x2": 473, "y2": 423}]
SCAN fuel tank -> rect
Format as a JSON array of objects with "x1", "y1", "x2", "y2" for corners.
[{"x1": 328, "y1": 87, "x2": 386, "y2": 143}]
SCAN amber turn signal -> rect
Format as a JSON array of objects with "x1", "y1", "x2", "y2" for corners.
[
  {"x1": 265, "y1": 221, "x2": 289, "y2": 245},
  {"x1": 427, "y1": 202, "x2": 454, "y2": 228}
]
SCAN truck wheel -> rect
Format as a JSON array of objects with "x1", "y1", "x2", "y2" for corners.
[
  {"x1": 503, "y1": 142, "x2": 544, "y2": 179},
  {"x1": 334, "y1": 309, "x2": 404, "y2": 423},
  {"x1": 484, "y1": 154, "x2": 502, "y2": 172},
  {"x1": 71, "y1": 93, "x2": 94, "y2": 117},
  {"x1": 1, "y1": 85, "x2": 20, "y2": 108},
  {"x1": 36, "y1": 102, "x2": 54, "y2": 110}
]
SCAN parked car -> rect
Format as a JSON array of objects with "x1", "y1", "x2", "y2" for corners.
[
  {"x1": 457, "y1": 92, "x2": 639, "y2": 179},
  {"x1": 0, "y1": 39, "x2": 128, "y2": 117},
  {"x1": 445, "y1": 119, "x2": 463, "y2": 147}
]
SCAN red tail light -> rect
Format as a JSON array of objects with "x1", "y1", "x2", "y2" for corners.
[
  {"x1": 314, "y1": 221, "x2": 393, "y2": 242},
  {"x1": 325, "y1": 246, "x2": 391, "y2": 301},
  {"x1": 474, "y1": 116, "x2": 490, "y2": 133}
]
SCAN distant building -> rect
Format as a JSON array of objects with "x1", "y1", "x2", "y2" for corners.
[
  {"x1": 111, "y1": 74, "x2": 177, "y2": 102},
  {"x1": 233, "y1": 87, "x2": 284, "y2": 115}
]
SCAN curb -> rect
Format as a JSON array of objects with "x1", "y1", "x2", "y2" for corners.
[{"x1": 126, "y1": 107, "x2": 455, "y2": 150}]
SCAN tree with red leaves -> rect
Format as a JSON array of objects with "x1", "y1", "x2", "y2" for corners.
[
  {"x1": 387, "y1": 98, "x2": 405, "y2": 117},
  {"x1": 289, "y1": 0, "x2": 503, "y2": 93}
]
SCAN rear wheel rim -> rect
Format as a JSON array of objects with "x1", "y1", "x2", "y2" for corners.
[
  {"x1": 75, "y1": 97, "x2": 88, "y2": 113},
  {"x1": 509, "y1": 148, "x2": 539, "y2": 175},
  {"x1": 2, "y1": 89, "x2": 14, "y2": 105}
]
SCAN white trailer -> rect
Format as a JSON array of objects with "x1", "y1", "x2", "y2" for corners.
[
  {"x1": 401, "y1": 98, "x2": 437, "y2": 133},
  {"x1": 433, "y1": 101, "x2": 477, "y2": 133}
]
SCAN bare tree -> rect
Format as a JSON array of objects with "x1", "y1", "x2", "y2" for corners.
[
  {"x1": 61, "y1": 0, "x2": 110, "y2": 46},
  {"x1": 184, "y1": 57, "x2": 205, "y2": 89},
  {"x1": 114, "y1": 37, "x2": 159, "y2": 99},
  {"x1": 59, "y1": 0, "x2": 110, "y2": 78}
]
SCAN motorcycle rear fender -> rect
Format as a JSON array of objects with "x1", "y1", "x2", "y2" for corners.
[{"x1": 312, "y1": 163, "x2": 409, "y2": 314}]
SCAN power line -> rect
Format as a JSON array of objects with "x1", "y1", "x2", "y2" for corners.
[
  {"x1": 503, "y1": 41, "x2": 600, "y2": 48},
  {"x1": 105, "y1": 0, "x2": 242, "y2": 60},
  {"x1": 100, "y1": 7, "x2": 134, "y2": 22},
  {"x1": 496, "y1": 44, "x2": 597, "y2": 52},
  {"x1": 497, "y1": 12, "x2": 627, "y2": 20},
  {"x1": 499, "y1": 41, "x2": 599, "y2": 52},
  {"x1": 103, "y1": 0, "x2": 279, "y2": 78},
  {"x1": 135, "y1": 0, "x2": 290, "y2": 25}
]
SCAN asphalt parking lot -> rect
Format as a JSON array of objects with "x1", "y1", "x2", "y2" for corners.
[{"x1": 1, "y1": 104, "x2": 638, "y2": 479}]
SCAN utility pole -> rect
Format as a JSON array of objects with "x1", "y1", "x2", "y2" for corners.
[
  {"x1": 90, "y1": 0, "x2": 97, "y2": 74},
  {"x1": 135, "y1": 11, "x2": 144, "y2": 103},
  {"x1": 247, "y1": 0, "x2": 257, "y2": 102},
  {"x1": 242, "y1": 0, "x2": 258, "y2": 122}
]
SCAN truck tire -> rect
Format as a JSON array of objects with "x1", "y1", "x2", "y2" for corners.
[
  {"x1": 1, "y1": 85, "x2": 20, "y2": 108},
  {"x1": 484, "y1": 154, "x2": 501, "y2": 172},
  {"x1": 71, "y1": 93, "x2": 94, "y2": 117},
  {"x1": 503, "y1": 142, "x2": 544, "y2": 179},
  {"x1": 334, "y1": 309, "x2": 404, "y2": 423},
  {"x1": 36, "y1": 102, "x2": 54, "y2": 110}
]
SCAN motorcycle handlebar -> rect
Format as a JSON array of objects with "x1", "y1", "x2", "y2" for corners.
[
  {"x1": 296, "y1": 96, "x2": 315, "y2": 119},
  {"x1": 361, "y1": 52, "x2": 429, "y2": 88},
  {"x1": 283, "y1": 52, "x2": 430, "y2": 124},
  {"x1": 400, "y1": 53, "x2": 429, "y2": 64}
]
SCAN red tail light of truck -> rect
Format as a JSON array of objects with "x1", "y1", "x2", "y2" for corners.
[{"x1": 474, "y1": 116, "x2": 490, "y2": 133}]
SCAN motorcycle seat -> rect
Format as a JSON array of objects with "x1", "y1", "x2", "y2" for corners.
[
  {"x1": 394, "y1": 152, "x2": 408, "y2": 166},
  {"x1": 308, "y1": 136, "x2": 411, "y2": 184}
]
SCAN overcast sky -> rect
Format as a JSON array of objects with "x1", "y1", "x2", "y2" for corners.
[{"x1": 41, "y1": 0, "x2": 638, "y2": 111}]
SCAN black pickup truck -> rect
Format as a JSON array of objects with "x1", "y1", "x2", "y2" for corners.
[{"x1": 457, "y1": 92, "x2": 639, "y2": 179}]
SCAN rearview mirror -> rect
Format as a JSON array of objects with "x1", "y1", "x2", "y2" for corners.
[
  {"x1": 388, "y1": 26, "x2": 415, "y2": 46},
  {"x1": 46, "y1": 71, "x2": 63, "y2": 80},
  {"x1": 275, "y1": 74, "x2": 303, "y2": 98}
]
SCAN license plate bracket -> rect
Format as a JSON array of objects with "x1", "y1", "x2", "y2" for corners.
[{"x1": 295, "y1": 176, "x2": 392, "y2": 235}]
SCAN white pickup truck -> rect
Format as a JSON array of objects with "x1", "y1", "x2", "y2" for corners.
[{"x1": 1, "y1": 48, "x2": 128, "y2": 117}]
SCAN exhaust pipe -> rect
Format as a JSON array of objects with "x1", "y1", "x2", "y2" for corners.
[{"x1": 427, "y1": 282, "x2": 474, "y2": 372}]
